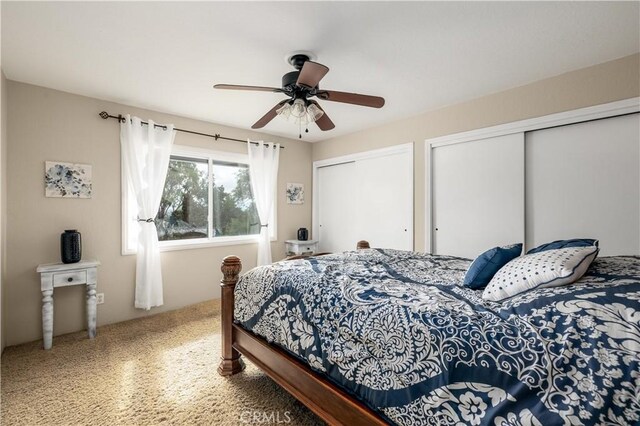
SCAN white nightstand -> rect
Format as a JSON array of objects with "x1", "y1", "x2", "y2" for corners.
[
  {"x1": 36, "y1": 259, "x2": 100, "y2": 350},
  {"x1": 285, "y1": 240, "x2": 319, "y2": 257}
]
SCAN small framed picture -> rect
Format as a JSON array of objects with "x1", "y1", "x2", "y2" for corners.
[
  {"x1": 45, "y1": 161, "x2": 92, "y2": 198},
  {"x1": 286, "y1": 183, "x2": 304, "y2": 204}
]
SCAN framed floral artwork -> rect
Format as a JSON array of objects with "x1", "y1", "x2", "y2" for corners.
[
  {"x1": 286, "y1": 183, "x2": 304, "y2": 204},
  {"x1": 45, "y1": 161, "x2": 92, "y2": 198}
]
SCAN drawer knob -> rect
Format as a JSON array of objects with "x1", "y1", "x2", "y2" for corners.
[{"x1": 67, "y1": 277, "x2": 73, "y2": 282}]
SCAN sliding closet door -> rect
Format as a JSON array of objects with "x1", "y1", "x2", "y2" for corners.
[
  {"x1": 316, "y1": 145, "x2": 414, "y2": 253},
  {"x1": 317, "y1": 162, "x2": 357, "y2": 253},
  {"x1": 432, "y1": 134, "x2": 525, "y2": 259},
  {"x1": 354, "y1": 151, "x2": 413, "y2": 250},
  {"x1": 525, "y1": 114, "x2": 640, "y2": 256}
]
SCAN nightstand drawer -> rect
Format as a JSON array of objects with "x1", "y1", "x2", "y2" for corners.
[
  {"x1": 53, "y1": 271, "x2": 87, "y2": 287},
  {"x1": 297, "y1": 244, "x2": 316, "y2": 253}
]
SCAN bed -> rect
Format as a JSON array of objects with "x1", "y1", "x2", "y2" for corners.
[{"x1": 218, "y1": 241, "x2": 640, "y2": 425}]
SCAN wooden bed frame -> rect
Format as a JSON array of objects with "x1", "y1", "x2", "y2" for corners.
[{"x1": 218, "y1": 240, "x2": 387, "y2": 426}]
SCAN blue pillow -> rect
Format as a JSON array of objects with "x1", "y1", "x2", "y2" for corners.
[
  {"x1": 527, "y1": 238, "x2": 598, "y2": 254},
  {"x1": 464, "y1": 244, "x2": 523, "y2": 289}
]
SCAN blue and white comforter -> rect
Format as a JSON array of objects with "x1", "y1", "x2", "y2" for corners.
[{"x1": 234, "y1": 249, "x2": 640, "y2": 425}]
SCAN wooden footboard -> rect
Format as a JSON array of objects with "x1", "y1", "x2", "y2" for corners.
[{"x1": 217, "y1": 241, "x2": 386, "y2": 426}]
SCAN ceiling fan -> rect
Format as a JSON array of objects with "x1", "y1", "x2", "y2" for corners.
[{"x1": 214, "y1": 52, "x2": 385, "y2": 138}]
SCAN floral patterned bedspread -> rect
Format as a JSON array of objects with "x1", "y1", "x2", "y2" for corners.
[{"x1": 234, "y1": 248, "x2": 640, "y2": 425}]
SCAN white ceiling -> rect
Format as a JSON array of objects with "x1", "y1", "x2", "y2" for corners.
[{"x1": 2, "y1": 2, "x2": 639, "y2": 142}]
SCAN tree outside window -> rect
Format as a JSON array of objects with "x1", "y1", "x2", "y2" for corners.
[{"x1": 157, "y1": 156, "x2": 259, "y2": 241}]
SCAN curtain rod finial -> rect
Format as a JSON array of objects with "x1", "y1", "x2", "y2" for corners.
[{"x1": 99, "y1": 111, "x2": 109, "y2": 119}]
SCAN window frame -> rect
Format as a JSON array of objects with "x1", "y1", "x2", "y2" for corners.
[{"x1": 121, "y1": 144, "x2": 277, "y2": 255}]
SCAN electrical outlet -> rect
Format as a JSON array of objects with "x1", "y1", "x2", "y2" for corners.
[{"x1": 96, "y1": 293, "x2": 105, "y2": 305}]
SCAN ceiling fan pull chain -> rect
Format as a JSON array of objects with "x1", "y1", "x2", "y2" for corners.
[{"x1": 299, "y1": 121, "x2": 302, "y2": 139}]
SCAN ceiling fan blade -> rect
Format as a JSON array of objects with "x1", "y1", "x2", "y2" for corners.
[
  {"x1": 214, "y1": 84, "x2": 283, "y2": 93},
  {"x1": 315, "y1": 90, "x2": 385, "y2": 108},
  {"x1": 296, "y1": 61, "x2": 330, "y2": 89},
  {"x1": 308, "y1": 101, "x2": 335, "y2": 131},
  {"x1": 251, "y1": 100, "x2": 289, "y2": 129}
]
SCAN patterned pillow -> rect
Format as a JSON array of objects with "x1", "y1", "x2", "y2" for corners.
[
  {"x1": 463, "y1": 244, "x2": 523, "y2": 289},
  {"x1": 482, "y1": 246, "x2": 599, "y2": 302},
  {"x1": 527, "y1": 238, "x2": 599, "y2": 254}
]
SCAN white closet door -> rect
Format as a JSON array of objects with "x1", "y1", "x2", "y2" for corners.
[
  {"x1": 354, "y1": 151, "x2": 413, "y2": 250},
  {"x1": 317, "y1": 162, "x2": 356, "y2": 253},
  {"x1": 525, "y1": 114, "x2": 640, "y2": 256},
  {"x1": 432, "y1": 134, "x2": 525, "y2": 258}
]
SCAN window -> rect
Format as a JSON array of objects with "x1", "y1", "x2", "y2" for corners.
[
  {"x1": 158, "y1": 157, "x2": 209, "y2": 241},
  {"x1": 210, "y1": 162, "x2": 260, "y2": 238},
  {"x1": 122, "y1": 145, "x2": 275, "y2": 254}
]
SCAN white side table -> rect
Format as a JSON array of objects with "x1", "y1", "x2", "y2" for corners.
[
  {"x1": 36, "y1": 259, "x2": 100, "y2": 350},
  {"x1": 285, "y1": 240, "x2": 319, "y2": 257}
]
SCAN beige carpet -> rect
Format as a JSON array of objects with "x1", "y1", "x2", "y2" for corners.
[{"x1": 1, "y1": 300, "x2": 324, "y2": 426}]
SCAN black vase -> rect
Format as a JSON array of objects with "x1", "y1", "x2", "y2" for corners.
[
  {"x1": 297, "y1": 228, "x2": 309, "y2": 241},
  {"x1": 61, "y1": 230, "x2": 82, "y2": 264}
]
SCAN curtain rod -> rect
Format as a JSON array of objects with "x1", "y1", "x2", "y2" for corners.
[{"x1": 98, "y1": 111, "x2": 284, "y2": 149}]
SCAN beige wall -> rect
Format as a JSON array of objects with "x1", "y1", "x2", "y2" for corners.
[
  {"x1": 5, "y1": 81, "x2": 312, "y2": 346},
  {"x1": 312, "y1": 53, "x2": 640, "y2": 252},
  {"x1": 1, "y1": 71, "x2": 7, "y2": 353},
  {"x1": 5, "y1": 53, "x2": 639, "y2": 347}
]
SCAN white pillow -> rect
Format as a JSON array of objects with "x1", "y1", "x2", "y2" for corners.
[{"x1": 482, "y1": 246, "x2": 599, "y2": 302}]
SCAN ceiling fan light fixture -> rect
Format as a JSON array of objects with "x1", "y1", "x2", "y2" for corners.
[
  {"x1": 307, "y1": 103, "x2": 324, "y2": 122},
  {"x1": 290, "y1": 99, "x2": 306, "y2": 119},
  {"x1": 275, "y1": 102, "x2": 293, "y2": 120},
  {"x1": 276, "y1": 99, "x2": 324, "y2": 126}
]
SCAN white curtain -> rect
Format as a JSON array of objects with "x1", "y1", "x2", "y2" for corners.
[
  {"x1": 121, "y1": 115, "x2": 176, "y2": 310},
  {"x1": 247, "y1": 140, "x2": 280, "y2": 265}
]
